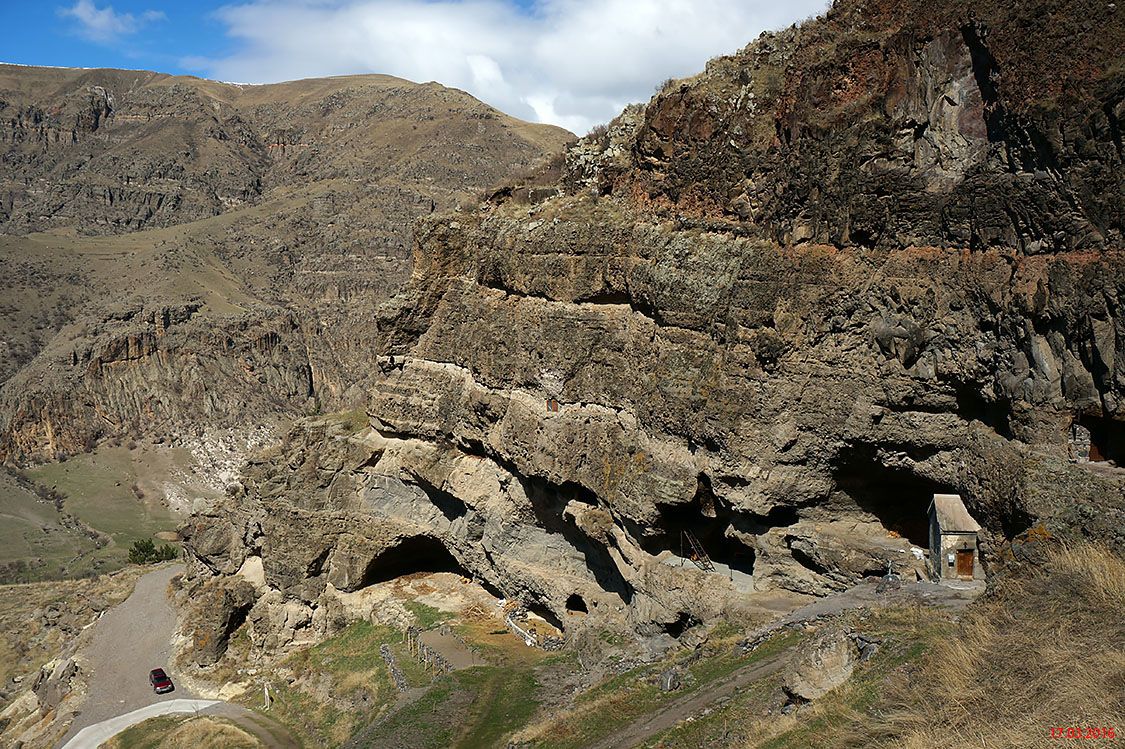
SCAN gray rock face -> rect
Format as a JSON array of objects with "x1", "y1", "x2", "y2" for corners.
[
  {"x1": 31, "y1": 658, "x2": 77, "y2": 713},
  {"x1": 0, "y1": 302, "x2": 312, "y2": 461},
  {"x1": 178, "y1": 576, "x2": 259, "y2": 666},
  {"x1": 178, "y1": 0, "x2": 1125, "y2": 652}
]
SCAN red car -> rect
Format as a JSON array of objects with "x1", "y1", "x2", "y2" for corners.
[{"x1": 149, "y1": 668, "x2": 175, "y2": 694}]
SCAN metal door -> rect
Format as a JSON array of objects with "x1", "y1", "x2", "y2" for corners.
[{"x1": 956, "y1": 548, "x2": 974, "y2": 578}]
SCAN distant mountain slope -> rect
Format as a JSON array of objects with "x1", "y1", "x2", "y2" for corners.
[
  {"x1": 0, "y1": 65, "x2": 572, "y2": 462},
  {"x1": 0, "y1": 65, "x2": 569, "y2": 235}
]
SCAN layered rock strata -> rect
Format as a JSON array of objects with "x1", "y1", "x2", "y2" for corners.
[{"x1": 182, "y1": 0, "x2": 1125, "y2": 658}]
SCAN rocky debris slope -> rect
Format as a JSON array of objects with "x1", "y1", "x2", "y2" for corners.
[{"x1": 182, "y1": 0, "x2": 1125, "y2": 657}]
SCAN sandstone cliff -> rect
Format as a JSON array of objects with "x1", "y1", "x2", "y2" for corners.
[{"x1": 179, "y1": 0, "x2": 1125, "y2": 659}]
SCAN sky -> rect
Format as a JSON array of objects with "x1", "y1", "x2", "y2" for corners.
[{"x1": 0, "y1": 0, "x2": 829, "y2": 133}]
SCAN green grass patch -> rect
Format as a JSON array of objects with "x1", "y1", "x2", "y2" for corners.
[
  {"x1": 404, "y1": 600, "x2": 455, "y2": 629},
  {"x1": 643, "y1": 670, "x2": 784, "y2": 748},
  {"x1": 27, "y1": 447, "x2": 182, "y2": 573},
  {"x1": 255, "y1": 621, "x2": 405, "y2": 747},
  {"x1": 355, "y1": 664, "x2": 544, "y2": 749},
  {"x1": 452, "y1": 666, "x2": 541, "y2": 748},
  {"x1": 355, "y1": 678, "x2": 458, "y2": 749},
  {"x1": 0, "y1": 470, "x2": 103, "y2": 582}
]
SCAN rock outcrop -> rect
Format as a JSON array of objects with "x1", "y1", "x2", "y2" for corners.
[
  {"x1": 783, "y1": 628, "x2": 857, "y2": 703},
  {"x1": 181, "y1": 0, "x2": 1125, "y2": 657}
]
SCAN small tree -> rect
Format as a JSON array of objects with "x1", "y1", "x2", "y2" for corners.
[
  {"x1": 128, "y1": 540, "x2": 179, "y2": 564},
  {"x1": 128, "y1": 539, "x2": 157, "y2": 564}
]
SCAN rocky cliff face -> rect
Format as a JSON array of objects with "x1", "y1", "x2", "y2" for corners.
[{"x1": 180, "y1": 0, "x2": 1125, "y2": 660}]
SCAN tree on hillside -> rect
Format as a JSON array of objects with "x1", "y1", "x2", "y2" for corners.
[{"x1": 128, "y1": 539, "x2": 178, "y2": 564}]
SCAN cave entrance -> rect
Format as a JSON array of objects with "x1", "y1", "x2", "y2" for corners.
[
  {"x1": 633, "y1": 476, "x2": 757, "y2": 584},
  {"x1": 522, "y1": 475, "x2": 635, "y2": 605},
  {"x1": 565, "y1": 593, "x2": 589, "y2": 614},
  {"x1": 832, "y1": 445, "x2": 950, "y2": 548},
  {"x1": 1075, "y1": 414, "x2": 1125, "y2": 465},
  {"x1": 360, "y1": 536, "x2": 468, "y2": 587}
]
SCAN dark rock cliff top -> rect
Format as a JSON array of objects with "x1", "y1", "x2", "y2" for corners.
[{"x1": 547, "y1": 0, "x2": 1123, "y2": 253}]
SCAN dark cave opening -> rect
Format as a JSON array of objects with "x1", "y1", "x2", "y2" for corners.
[
  {"x1": 955, "y1": 382, "x2": 1012, "y2": 438},
  {"x1": 565, "y1": 593, "x2": 589, "y2": 613},
  {"x1": 661, "y1": 611, "x2": 700, "y2": 637},
  {"x1": 632, "y1": 475, "x2": 757, "y2": 577},
  {"x1": 360, "y1": 536, "x2": 469, "y2": 587},
  {"x1": 223, "y1": 599, "x2": 253, "y2": 642},
  {"x1": 521, "y1": 475, "x2": 635, "y2": 605},
  {"x1": 1078, "y1": 414, "x2": 1125, "y2": 465},
  {"x1": 832, "y1": 444, "x2": 951, "y2": 548},
  {"x1": 526, "y1": 600, "x2": 565, "y2": 632}
]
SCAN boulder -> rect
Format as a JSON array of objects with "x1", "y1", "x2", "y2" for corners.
[{"x1": 783, "y1": 628, "x2": 857, "y2": 702}]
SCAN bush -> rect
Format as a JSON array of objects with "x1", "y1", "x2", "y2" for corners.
[
  {"x1": 586, "y1": 123, "x2": 609, "y2": 144},
  {"x1": 128, "y1": 539, "x2": 178, "y2": 564}
]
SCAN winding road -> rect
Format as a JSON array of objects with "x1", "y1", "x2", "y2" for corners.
[{"x1": 57, "y1": 563, "x2": 295, "y2": 749}]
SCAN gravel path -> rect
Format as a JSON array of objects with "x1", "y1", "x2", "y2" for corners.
[
  {"x1": 589, "y1": 578, "x2": 984, "y2": 749},
  {"x1": 56, "y1": 563, "x2": 297, "y2": 748},
  {"x1": 59, "y1": 564, "x2": 191, "y2": 746},
  {"x1": 588, "y1": 655, "x2": 789, "y2": 749}
]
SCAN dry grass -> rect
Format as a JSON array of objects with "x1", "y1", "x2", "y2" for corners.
[
  {"x1": 0, "y1": 567, "x2": 143, "y2": 692},
  {"x1": 875, "y1": 544, "x2": 1125, "y2": 749},
  {"x1": 104, "y1": 715, "x2": 261, "y2": 749}
]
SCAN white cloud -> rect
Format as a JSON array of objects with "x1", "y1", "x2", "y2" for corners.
[
  {"x1": 59, "y1": 0, "x2": 166, "y2": 44},
  {"x1": 197, "y1": 0, "x2": 828, "y2": 133}
]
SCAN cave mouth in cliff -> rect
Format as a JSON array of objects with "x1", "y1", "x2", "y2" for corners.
[
  {"x1": 661, "y1": 611, "x2": 700, "y2": 638},
  {"x1": 522, "y1": 475, "x2": 635, "y2": 605},
  {"x1": 360, "y1": 536, "x2": 469, "y2": 587},
  {"x1": 565, "y1": 593, "x2": 589, "y2": 613},
  {"x1": 832, "y1": 445, "x2": 948, "y2": 548},
  {"x1": 1078, "y1": 414, "x2": 1125, "y2": 465},
  {"x1": 636, "y1": 476, "x2": 757, "y2": 578}
]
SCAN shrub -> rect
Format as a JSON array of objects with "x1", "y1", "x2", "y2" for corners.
[
  {"x1": 128, "y1": 539, "x2": 179, "y2": 564},
  {"x1": 587, "y1": 123, "x2": 609, "y2": 144}
]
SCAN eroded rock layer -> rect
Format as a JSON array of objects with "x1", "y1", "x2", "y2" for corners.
[{"x1": 182, "y1": 0, "x2": 1125, "y2": 657}]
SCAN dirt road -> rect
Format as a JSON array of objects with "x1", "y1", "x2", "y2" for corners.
[
  {"x1": 59, "y1": 563, "x2": 191, "y2": 745},
  {"x1": 57, "y1": 563, "x2": 297, "y2": 748},
  {"x1": 588, "y1": 654, "x2": 789, "y2": 749},
  {"x1": 589, "y1": 578, "x2": 982, "y2": 748}
]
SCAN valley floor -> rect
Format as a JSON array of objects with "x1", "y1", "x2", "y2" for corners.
[{"x1": 3, "y1": 543, "x2": 1120, "y2": 749}]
